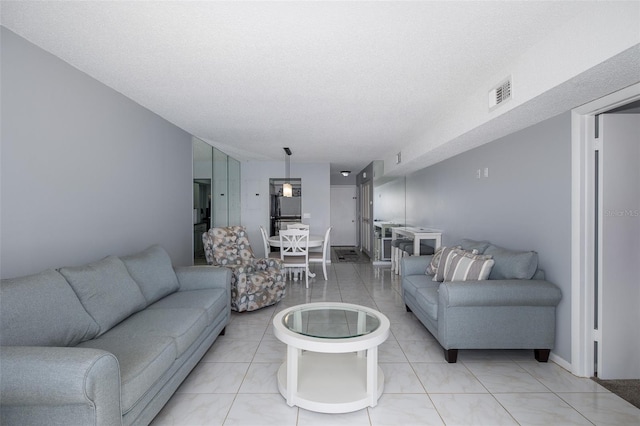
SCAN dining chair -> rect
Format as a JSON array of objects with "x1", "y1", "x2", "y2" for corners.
[
  {"x1": 259, "y1": 225, "x2": 280, "y2": 259},
  {"x1": 286, "y1": 223, "x2": 310, "y2": 230},
  {"x1": 308, "y1": 226, "x2": 332, "y2": 280},
  {"x1": 279, "y1": 228, "x2": 310, "y2": 288}
]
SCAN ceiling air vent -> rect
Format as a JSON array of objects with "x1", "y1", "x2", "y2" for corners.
[{"x1": 489, "y1": 76, "x2": 512, "y2": 111}]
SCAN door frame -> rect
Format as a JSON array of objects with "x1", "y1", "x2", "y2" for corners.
[{"x1": 570, "y1": 82, "x2": 640, "y2": 377}]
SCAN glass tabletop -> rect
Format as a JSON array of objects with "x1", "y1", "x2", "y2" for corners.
[{"x1": 282, "y1": 306, "x2": 381, "y2": 339}]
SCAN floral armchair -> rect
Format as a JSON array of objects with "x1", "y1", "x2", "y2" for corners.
[{"x1": 203, "y1": 226, "x2": 286, "y2": 312}]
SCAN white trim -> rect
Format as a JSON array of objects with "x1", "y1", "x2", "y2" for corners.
[
  {"x1": 550, "y1": 352, "x2": 572, "y2": 373},
  {"x1": 570, "y1": 83, "x2": 640, "y2": 377}
]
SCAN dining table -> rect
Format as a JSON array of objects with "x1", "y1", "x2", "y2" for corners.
[
  {"x1": 268, "y1": 234, "x2": 325, "y2": 278},
  {"x1": 268, "y1": 234, "x2": 324, "y2": 249}
]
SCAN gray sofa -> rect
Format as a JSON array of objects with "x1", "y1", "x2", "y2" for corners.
[
  {"x1": 0, "y1": 245, "x2": 232, "y2": 426},
  {"x1": 401, "y1": 239, "x2": 562, "y2": 363}
]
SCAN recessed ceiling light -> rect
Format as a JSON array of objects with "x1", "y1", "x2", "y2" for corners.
[{"x1": 341, "y1": 171, "x2": 351, "y2": 177}]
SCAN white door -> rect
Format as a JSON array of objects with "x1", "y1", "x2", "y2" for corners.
[
  {"x1": 597, "y1": 113, "x2": 640, "y2": 379},
  {"x1": 330, "y1": 186, "x2": 357, "y2": 246}
]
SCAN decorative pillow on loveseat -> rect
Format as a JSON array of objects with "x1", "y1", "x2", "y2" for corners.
[
  {"x1": 484, "y1": 244, "x2": 538, "y2": 280},
  {"x1": 426, "y1": 245, "x2": 460, "y2": 277},
  {"x1": 460, "y1": 238, "x2": 491, "y2": 254},
  {"x1": 442, "y1": 248, "x2": 494, "y2": 282},
  {"x1": 431, "y1": 246, "x2": 485, "y2": 282}
]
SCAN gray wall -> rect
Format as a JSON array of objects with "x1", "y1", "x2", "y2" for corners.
[
  {"x1": 403, "y1": 112, "x2": 572, "y2": 362},
  {"x1": 1, "y1": 28, "x2": 194, "y2": 278},
  {"x1": 241, "y1": 160, "x2": 331, "y2": 257}
]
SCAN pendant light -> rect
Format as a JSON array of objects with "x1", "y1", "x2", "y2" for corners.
[{"x1": 283, "y1": 147, "x2": 292, "y2": 197}]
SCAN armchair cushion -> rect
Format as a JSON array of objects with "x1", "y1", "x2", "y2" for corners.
[{"x1": 206, "y1": 225, "x2": 255, "y2": 265}]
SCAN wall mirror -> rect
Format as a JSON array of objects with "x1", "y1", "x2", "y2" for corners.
[{"x1": 193, "y1": 137, "x2": 241, "y2": 263}]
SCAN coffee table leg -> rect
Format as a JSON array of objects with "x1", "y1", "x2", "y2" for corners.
[
  {"x1": 357, "y1": 311, "x2": 366, "y2": 357},
  {"x1": 286, "y1": 345, "x2": 299, "y2": 406},
  {"x1": 366, "y1": 346, "x2": 378, "y2": 407}
]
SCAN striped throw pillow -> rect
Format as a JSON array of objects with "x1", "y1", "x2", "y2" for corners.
[
  {"x1": 430, "y1": 246, "x2": 462, "y2": 282},
  {"x1": 443, "y1": 248, "x2": 494, "y2": 282},
  {"x1": 426, "y1": 246, "x2": 446, "y2": 275}
]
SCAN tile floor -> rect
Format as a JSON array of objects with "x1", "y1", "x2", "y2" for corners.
[{"x1": 151, "y1": 261, "x2": 640, "y2": 425}]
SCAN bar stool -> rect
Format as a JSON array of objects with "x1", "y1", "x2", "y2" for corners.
[
  {"x1": 395, "y1": 241, "x2": 436, "y2": 275},
  {"x1": 391, "y1": 238, "x2": 413, "y2": 274}
]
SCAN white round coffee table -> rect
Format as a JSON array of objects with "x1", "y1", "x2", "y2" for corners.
[{"x1": 272, "y1": 302, "x2": 390, "y2": 413}]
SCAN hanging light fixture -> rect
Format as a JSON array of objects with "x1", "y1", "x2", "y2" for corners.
[{"x1": 283, "y1": 147, "x2": 292, "y2": 197}]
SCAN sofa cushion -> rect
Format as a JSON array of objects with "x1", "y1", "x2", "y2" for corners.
[
  {"x1": 59, "y1": 256, "x2": 147, "y2": 335},
  {"x1": 443, "y1": 249, "x2": 495, "y2": 282},
  {"x1": 121, "y1": 245, "x2": 180, "y2": 305},
  {"x1": 415, "y1": 286, "x2": 439, "y2": 321},
  {"x1": 147, "y1": 288, "x2": 227, "y2": 323},
  {"x1": 102, "y1": 308, "x2": 209, "y2": 357},
  {"x1": 402, "y1": 274, "x2": 438, "y2": 299},
  {"x1": 76, "y1": 335, "x2": 176, "y2": 414},
  {"x1": 484, "y1": 244, "x2": 538, "y2": 280},
  {"x1": 0, "y1": 270, "x2": 100, "y2": 346}
]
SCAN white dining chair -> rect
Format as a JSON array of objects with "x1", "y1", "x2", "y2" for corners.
[
  {"x1": 259, "y1": 226, "x2": 280, "y2": 259},
  {"x1": 286, "y1": 223, "x2": 310, "y2": 230},
  {"x1": 279, "y1": 229, "x2": 310, "y2": 288},
  {"x1": 309, "y1": 226, "x2": 331, "y2": 280}
]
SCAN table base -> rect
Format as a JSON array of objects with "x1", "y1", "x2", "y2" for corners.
[{"x1": 277, "y1": 352, "x2": 384, "y2": 413}]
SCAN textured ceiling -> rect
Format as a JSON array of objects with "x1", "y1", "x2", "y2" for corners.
[{"x1": 1, "y1": 1, "x2": 636, "y2": 179}]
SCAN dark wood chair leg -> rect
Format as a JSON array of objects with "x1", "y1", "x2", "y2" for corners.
[
  {"x1": 534, "y1": 349, "x2": 550, "y2": 362},
  {"x1": 405, "y1": 305, "x2": 412, "y2": 313},
  {"x1": 444, "y1": 349, "x2": 458, "y2": 363}
]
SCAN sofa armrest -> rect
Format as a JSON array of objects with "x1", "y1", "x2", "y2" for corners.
[
  {"x1": 401, "y1": 255, "x2": 432, "y2": 276},
  {"x1": 174, "y1": 265, "x2": 232, "y2": 291},
  {"x1": 0, "y1": 346, "x2": 122, "y2": 426},
  {"x1": 440, "y1": 279, "x2": 562, "y2": 307}
]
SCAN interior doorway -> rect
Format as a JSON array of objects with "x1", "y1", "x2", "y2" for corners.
[
  {"x1": 571, "y1": 83, "x2": 640, "y2": 378},
  {"x1": 595, "y1": 112, "x2": 640, "y2": 379},
  {"x1": 330, "y1": 186, "x2": 357, "y2": 246}
]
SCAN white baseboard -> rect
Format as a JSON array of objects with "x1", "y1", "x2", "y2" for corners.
[{"x1": 550, "y1": 352, "x2": 576, "y2": 375}]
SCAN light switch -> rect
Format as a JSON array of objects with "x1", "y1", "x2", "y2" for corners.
[{"x1": 484, "y1": 167, "x2": 489, "y2": 178}]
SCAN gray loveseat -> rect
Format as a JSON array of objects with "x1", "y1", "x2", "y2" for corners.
[
  {"x1": 401, "y1": 239, "x2": 562, "y2": 363},
  {"x1": 0, "y1": 245, "x2": 231, "y2": 426}
]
